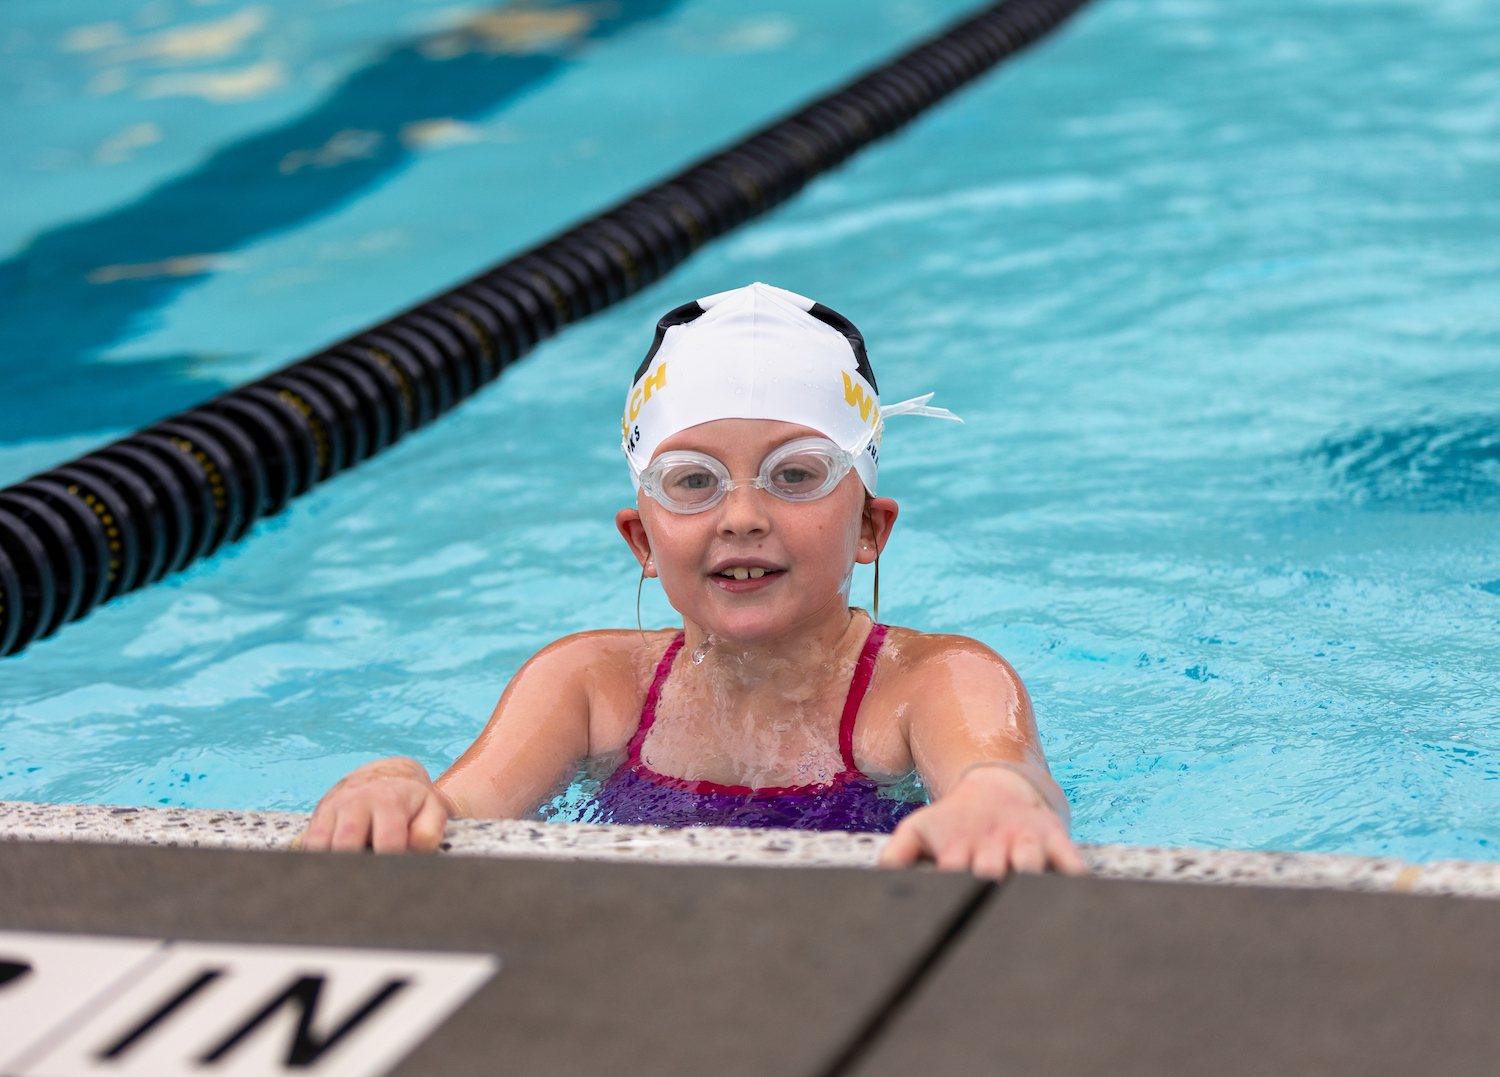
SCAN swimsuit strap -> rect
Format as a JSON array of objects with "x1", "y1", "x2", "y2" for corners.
[
  {"x1": 837, "y1": 622, "x2": 889, "y2": 778},
  {"x1": 624, "y1": 632, "x2": 684, "y2": 765}
]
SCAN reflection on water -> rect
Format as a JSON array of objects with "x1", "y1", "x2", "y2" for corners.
[{"x1": 0, "y1": 1, "x2": 680, "y2": 441}]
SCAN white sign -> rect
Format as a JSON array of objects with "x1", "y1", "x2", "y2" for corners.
[{"x1": 0, "y1": 931, "x2": 497, "y2": 1077}]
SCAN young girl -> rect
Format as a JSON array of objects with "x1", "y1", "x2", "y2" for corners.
[{"x1": 302, "y1": 283, "x2": 1083, "y2": 879}]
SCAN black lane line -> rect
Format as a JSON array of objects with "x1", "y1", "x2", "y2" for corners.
[{"x1": 815, "y1": 880, "x2": 999, "y2": 1077}]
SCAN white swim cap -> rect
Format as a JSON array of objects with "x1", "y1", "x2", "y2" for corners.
[{"x1": 621, "y1": 282, "x2": 958, "y2": 495}]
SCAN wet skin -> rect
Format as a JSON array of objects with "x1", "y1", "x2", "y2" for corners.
[{"x1": 301, "y1": 419, "x2": 1083, "y2": 879}]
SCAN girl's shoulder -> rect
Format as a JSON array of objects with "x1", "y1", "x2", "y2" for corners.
[
  {"x1": 877, "y1": 624, "x2": 1007, "y2": 662},
  {"x1": 870, "y1": 624, "x2": 1032, "y2": 744},
  {"x1": 873, "y1": 624, "x2": 1022, "y2": 689},
  {"x1": 522, "y1": 627, "x2": 681, "y2": 696}
]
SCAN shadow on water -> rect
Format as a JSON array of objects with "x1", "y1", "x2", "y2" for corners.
[
  {"x1": 1317, "y1": 416, "x2": 1500, "y2": 507},
  {"x1": 0, "y1": 0, "x2": 681, "y2": 445}
]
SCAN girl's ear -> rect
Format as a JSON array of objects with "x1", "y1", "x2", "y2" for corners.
[
  {"x1": 616, "y1": 508, "x2": 657, "y2": 576},
  {"x1": 855, "y1": 497, "x2": 899, "y2": 565}
]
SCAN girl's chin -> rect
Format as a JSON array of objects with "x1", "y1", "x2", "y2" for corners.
[
  {"x1": 688, "y1": 592, "x2": 847, "y2": 644},
  {"x1": 691, "y1": 604, "x2": 796, "y2": 643}
]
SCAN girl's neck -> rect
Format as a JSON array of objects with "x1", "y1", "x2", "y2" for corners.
[{"x1": 680, "y1": 601, "x2": 871, "y2": 697}]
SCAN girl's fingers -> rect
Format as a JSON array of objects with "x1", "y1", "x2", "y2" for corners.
[
  {"x1": 935, "y1": 836, "x2": 973, "y2": 873},
  {"x1": 882, "y1": 805, "x2": 1085, "y2": 882},
  {"x1": 970, "y1": 840, "x2": 1011, "y2": 881},
  {"x1": 878, "y1": 822, "x2": 926, "y2": 867},
  {"x1": 1010, "y1": 834, "x2": 1046, "y2": 875},
  {"x1": 1046, "y1": 831, "x2": 1088, "y2": 876},
  {"x1": 297, "y1": 818, "x2": 329, "y2": 852},
  {"x1": 408, "y1": 795, "x2": 450, "y2": 853},
  {"x1": 296, "y1": 773, "x2": 448, "y2": 855},
  {"x1": 298, "y1": 800, "x2": 339, "y2": 851},
  {"x1": 370, "y1": 803, "x2": 411, "y2": 854},
  {"x1": 330, "y1": 806, "x2": 373, "y2": 853}
]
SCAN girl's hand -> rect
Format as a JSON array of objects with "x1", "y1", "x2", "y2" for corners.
[
  {"x1": 297, "y1": 757, "x2": 454, "y2": 853},
  {"x1": 878, "y1": 764, "x2": 1086, "y2": 880}
]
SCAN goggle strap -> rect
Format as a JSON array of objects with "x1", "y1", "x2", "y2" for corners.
[
  {"x1": 843, "y1": 392, "x2": 963, "y2": 457},
  {"x1": 879, "y1": 392, "x2": 965, "y2": 422}
]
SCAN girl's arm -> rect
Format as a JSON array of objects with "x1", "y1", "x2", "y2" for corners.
[
  {"x1": 299, "y1": 631, "x2": 648, "y2": 852},
  {"x1": 876, "y1": 634, "x2": 1086, "y2": 879}
]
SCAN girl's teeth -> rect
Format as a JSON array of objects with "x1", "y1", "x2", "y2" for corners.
[
  {"x1": 749, "y1": 568, "x2": 765, "y2": 578},
  {"x1": 732, "y1": 567, "x2": 749, "y2": 580}
]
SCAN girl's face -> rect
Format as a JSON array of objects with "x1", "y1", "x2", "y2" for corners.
[{"x1": 617, "y1": 419, "x2": 898, "y2": 645}]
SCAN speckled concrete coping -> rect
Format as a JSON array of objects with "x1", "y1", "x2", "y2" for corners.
[{"x1": 4, "y1": 799, "x2": 1498, "y2": 899}]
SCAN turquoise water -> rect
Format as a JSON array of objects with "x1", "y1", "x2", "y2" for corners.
[{"x1": 2, "y1": 0, "x2": 1498, "y2": 861}]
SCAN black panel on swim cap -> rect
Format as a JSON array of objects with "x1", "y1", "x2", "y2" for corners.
[
  {"x1": 807, "y1": 302, "x2": 877, "y2": 393},
  {"x1": 633, "y1": 297, "x2": 878, "y2": 393},
  {"x1": 634, "y1": 301, "x2": 705, "y2": 385}
]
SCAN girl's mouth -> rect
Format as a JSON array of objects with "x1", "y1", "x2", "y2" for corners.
[
  {"x1": 711, "y1": 566, "x2": 784, "y2": 591},
  {"x1": 718, "y1": 566, "x2": 769, "y2": 580}
]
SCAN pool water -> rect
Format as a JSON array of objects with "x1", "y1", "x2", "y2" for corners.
[{"x1": 2, "y1": 0, "x2": 1498, "y2": 862}]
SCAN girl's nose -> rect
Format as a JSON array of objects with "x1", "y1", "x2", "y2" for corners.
[{"x1": 715, "y1": 483, "x2": 772, "y2": 537}]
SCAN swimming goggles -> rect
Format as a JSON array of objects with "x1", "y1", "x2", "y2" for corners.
[{"x1": 637, "y1": 437, "x2": 858, "y2": 514}]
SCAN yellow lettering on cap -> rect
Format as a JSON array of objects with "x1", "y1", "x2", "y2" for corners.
[
  {"x1": 643, "y1": 363, "x2": 667, "y2": 403},
  {"x1": 628, "y1": 364, "x2": 666, "y2": 423},
  {"x1": 842, "y1": 371, "x2": 875, "y2": 423}
]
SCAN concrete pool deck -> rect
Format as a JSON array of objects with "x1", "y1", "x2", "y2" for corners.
[{"x1": 3, "y1": 798, "x2": 1498, "y2": 899}]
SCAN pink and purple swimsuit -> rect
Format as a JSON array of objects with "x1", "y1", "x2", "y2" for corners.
[{"x1": 592, "y1": 623, "x2": 920, "y2": 833}]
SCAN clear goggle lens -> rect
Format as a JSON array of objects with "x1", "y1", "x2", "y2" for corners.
[{"x1": 638, "y1": 437, "x2": 854, "y2": 514}]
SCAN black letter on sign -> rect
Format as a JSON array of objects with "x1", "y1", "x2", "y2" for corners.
[
  {"x1": 99, "y1": 969, "x2": 224, "y2": 1059},
  {"x1": 199, "y1": 975, "x2": 409, "y2": 1068},
  {"x1": 0, "y1": 960, "x2": 31, "y2": 990}
]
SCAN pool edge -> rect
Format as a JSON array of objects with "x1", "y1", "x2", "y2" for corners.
[{"x1": 2, "y1": 800, "x2": 1496, "y2": 899}]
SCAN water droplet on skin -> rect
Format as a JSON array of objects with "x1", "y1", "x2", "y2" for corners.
[{"x1": 691, "y1": 635, "x2": 718, "y2": 665}]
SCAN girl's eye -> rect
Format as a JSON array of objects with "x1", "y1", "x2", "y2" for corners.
[
  {"x1": 771, "y1": 458, "x2": 830, "y2": 488},
  {"x1": 670, "y1": 470, "x2": 718, "y2": 492}
]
